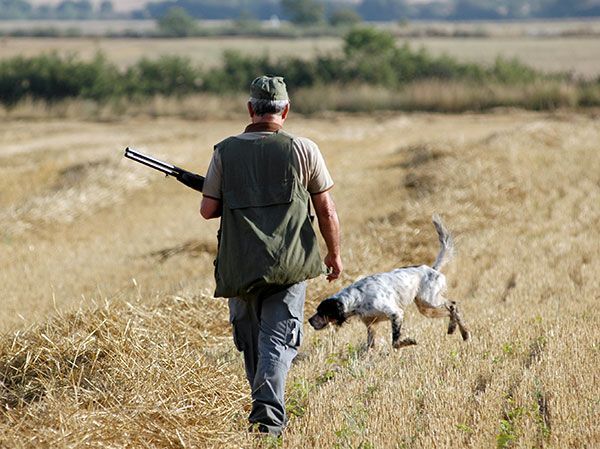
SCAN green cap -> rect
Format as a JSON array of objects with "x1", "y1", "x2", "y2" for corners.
[{"x1": 250, "y1": 75, "x2": 289, "y2": 101}]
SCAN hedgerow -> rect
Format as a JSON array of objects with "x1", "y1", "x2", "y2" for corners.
[{"x1": 1, "y1": 28, "x2": 597, "y2": 110}]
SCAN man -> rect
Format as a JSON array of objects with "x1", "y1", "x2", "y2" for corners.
[{"x1": 200, "y1": 75, "x2": 342, "y2": 436}]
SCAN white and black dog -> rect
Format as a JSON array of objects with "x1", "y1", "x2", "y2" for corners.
[{"x1": 308, "y1": 216, "x2": 470, "y2": 349}]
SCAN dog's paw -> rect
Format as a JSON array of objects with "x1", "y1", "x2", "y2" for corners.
[
  {"x1": 447, "y1": 321, "x2": 457, "y2": 335},
  {"x1": 393, "y1": 338, "x2": 417, "y2": 349},
  {"x1": 460, "y1": 328, "x2": 471, "y2": 341}
]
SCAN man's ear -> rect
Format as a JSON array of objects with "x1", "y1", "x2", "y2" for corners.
[
  {"x1": 281, "y1": 103, "x2": 290, "y2": 120},
  {"x1": 247, "y1": 101, "x2": 255, "y2": 118}
]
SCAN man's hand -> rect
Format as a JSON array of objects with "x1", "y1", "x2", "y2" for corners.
[
  {"x1": 312, "y1": 190, "x2": 342, "y2": 282},
  {"x1": 324, "y1": 252, "x2": 343, "y2": 282}
]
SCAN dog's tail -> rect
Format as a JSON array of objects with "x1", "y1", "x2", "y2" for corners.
[{"x1": 432, "y1": 214, "x2": 454, "y2": 271}]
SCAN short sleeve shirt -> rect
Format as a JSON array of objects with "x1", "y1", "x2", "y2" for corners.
[{"x1": 202, "y1": 130, "x2": 334, "y2": 200}]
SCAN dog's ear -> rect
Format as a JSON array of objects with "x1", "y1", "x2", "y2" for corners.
[
  {"x1": 333, "y1": 300, "x2": 347, "y2": 325},
  {"x1": 318, "y1": 298, "x2": 346, "y2": 326}
]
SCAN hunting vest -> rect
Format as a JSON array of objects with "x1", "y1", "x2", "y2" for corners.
[{"x1": 214, "y1": 130, "x2": 324, "y2": 298}]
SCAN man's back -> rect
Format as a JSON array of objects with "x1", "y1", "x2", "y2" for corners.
[{"x1": 213, "y1": 130, "x2": 323, "y2": 298}]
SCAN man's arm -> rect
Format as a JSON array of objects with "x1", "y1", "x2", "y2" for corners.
[
  {"x1": 200, "y1": 148, "x2": 223, "y2": 220},
  {"x1": 200, "y1": 196, "x2": 222, "y2": 219},
  {"x1": 311, "y1": 190, "x2": 343, "y2": 282}
]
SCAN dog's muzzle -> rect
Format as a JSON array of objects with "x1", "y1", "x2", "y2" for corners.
[{"x1": 308, "y1": 314, "x2": 329, "y2": 330}]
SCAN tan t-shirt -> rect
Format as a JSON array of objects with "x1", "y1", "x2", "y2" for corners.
[{"x1": 202, "y1": 128, "x2": 334, "y2": 200}]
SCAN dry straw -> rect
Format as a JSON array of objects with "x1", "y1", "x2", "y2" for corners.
[{"x1": 1, "y1": 111, "x2": 599, "y2": 448}]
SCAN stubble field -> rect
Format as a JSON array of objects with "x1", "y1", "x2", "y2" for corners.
[{"x1": 0, "y1": 109, "x2": 599, "y2": 448}]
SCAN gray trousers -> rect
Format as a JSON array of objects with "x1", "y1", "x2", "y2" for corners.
[{"x1": 228, "y1": 282, "x2": 305, "y2": 436}]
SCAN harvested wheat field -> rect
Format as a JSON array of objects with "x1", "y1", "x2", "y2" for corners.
[{"x1": 0, "y1": 110, "x2": 599, "y2": 448}]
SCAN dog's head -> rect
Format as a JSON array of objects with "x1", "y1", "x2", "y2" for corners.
[{"x1": 308, "y1": 297, "x2": 346, "y2": 330}]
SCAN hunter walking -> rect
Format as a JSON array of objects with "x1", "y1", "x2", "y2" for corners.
[{"x1": 200, "y1": 75, "x2": 342, "y2": 436}]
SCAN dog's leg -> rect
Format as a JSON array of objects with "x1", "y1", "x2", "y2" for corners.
[
  {"x1": 390, "y1": 310, "x2": 416, "y2": 349},
  {"x1": 447, "y1": 301, "x2": 470, "y2": 341},
  {"x1": 367, "y1": 325, "x2": 376, "y2": 349},
  {"x1": 360, "y1": 317, "x2": 378, "y2": 349},
  {"x1": 415, "y1": 298, "x2": 451, "y2": 319},
  {"x1": 416, "y1": 297, "x2": 470, "y2": 341},
  {"x1": 447, "y1": 301, "x2": 458, "y2": 335}
]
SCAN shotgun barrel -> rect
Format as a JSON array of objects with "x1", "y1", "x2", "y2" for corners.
[{"x1": 124, "y1": 147, "x2": 205, "y2": 193}]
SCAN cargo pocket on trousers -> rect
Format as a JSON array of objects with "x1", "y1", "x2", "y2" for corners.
[
  {"x1": 286, "y1": 319, "x2": 303, "y2": 349},
  {"x1": 231, "y1": 321, "x2": 244, "y2": 352}
]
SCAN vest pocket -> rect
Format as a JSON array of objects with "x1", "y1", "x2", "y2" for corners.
[{"x1": 223, "y1": 179, "x2": 295, "y2": 209}]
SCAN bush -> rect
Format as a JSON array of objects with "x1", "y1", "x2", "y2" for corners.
[
  {"x1": 0, "y1": 52, "x2": 120, "y2": 104},
  {"x1": 124, "y1": 56, "x2": 200, "y2": 97},
  {"x1": 281, "y1": 0, "x2": 325, "y2": 25},
  {"x1": 202, "y1": 50, "x2": 272, "y2": 93},
  {"x1": 329, "y1": 8, "x2": 362, "y2": 27},
  {"x1": 0, "y1": 27, "x2": 589, "y2": 114},
  {"x1": 157, "y1": 7, "x2": 199, "y2": 37},
  {"x1": 491, "y1": 57, "x2": 539, "y2": 84},
  {"x1": 343, "y1": 27, "x2": 396, "y2": 58}
]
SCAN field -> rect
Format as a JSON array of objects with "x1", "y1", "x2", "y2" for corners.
[
  {"x1": 1, "y1": 33, "x2": 599, "y2": 77},
  {"x1": 1, "y1": 108, "x2": 598, "y2": 448}
]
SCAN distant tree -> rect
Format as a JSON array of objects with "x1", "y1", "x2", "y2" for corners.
[
  {"x1": 417, "y1": 1, "x2": 452, "y2": 20},
  {"x1": 145, "y1": 0, "x2": 280, "y2": 21},
  {"x1": 329, "y1": 7, "x2": 362, "y2": 27},
  {"x1": 0, "y1": 0, "x2": 32, "y2": 19},
  {"x1": 235, "y1": 10, "x2": 261, "y2": 31},
  {"x1": 99, "y1": 1, "x2": 114, "y2": 17},
  {"x1": 448, "y1": 0, "x2": 502, "y2": 20},
  {"x1": 34, "y1": 4, "x2": 53, "y2": 19},
  {"x1": 280, "y1": 0, "x2": 325, "y2": 25},
  {"x1": 157, "y1": 7, "x2": 199, "y2": 37},
  {"x1": 344, "y1": 27, "x2": 396, "y2": 57},
  {"x1": 55, "y1": 1, "x2": 94, "y2": 20},
  {"x1": 539, "y1": 0, "x2": 600, "y2": 18},
  {"x1": 358, "y1": 0, "x2": 410, "y2": 21}
]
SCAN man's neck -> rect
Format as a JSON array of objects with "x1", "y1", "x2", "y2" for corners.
[
  {"x1": 244, "y1": 122, "x2": 283, "y2": 133},
  {"x1": 251, "y1": 114, "x2": 285, "y2": 126}
]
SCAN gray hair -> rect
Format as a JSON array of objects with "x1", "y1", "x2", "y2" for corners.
[{"x1": 249, "y1": 97, "x2": 289, "y2": 116}]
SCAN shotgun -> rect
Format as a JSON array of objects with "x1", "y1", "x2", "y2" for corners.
[{"x1": 124, "y1": 147, "x2": 204, "y2": 192}]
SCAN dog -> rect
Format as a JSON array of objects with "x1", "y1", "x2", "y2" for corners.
[{"x1": 308, "y1": 215, "x2": 470, "y2": 349}]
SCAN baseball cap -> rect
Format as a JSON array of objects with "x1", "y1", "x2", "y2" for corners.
[{"x1": 250, "y1": 75, "x2": 289, "y2": 101}]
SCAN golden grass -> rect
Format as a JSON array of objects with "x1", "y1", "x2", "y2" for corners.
[
  {"x1": 0, "y1": 94, "x2": 246, "y2": 122},
  {"x1": 1, "y1": 111, "x2": 599, "y2": 447},
  {"x1": 2, "y1": 80, "x2": 596, "y2": 122},
  {"x1": 292, "y1": 81, "x2": 592, "y2": 113}
]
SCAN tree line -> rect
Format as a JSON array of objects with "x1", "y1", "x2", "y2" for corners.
[
  {"x1": 0, "y1": 0, "x2": 117, "y2": 20},
  {"x1": 1, "y1": 0, "x2": 599, "y2": 21},
  {"x1": 133, "y1": 0, "x2": 600, "y2": 22}
]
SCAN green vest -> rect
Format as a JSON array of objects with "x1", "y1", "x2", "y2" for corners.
[{"x1": 214, "y1": 130, "x2": 324, "y2": 298}]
